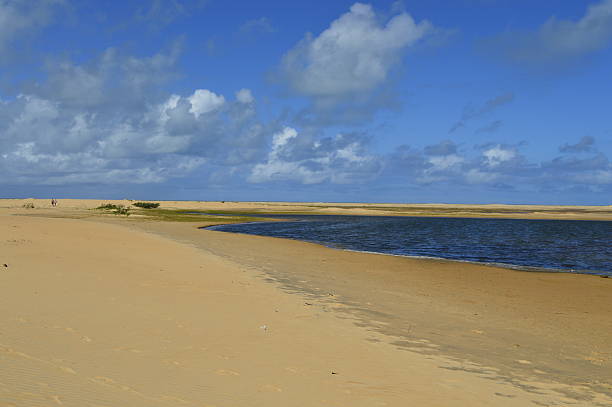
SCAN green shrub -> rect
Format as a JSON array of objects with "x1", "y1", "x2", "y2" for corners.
[
  {"x1": 132, "y1": 202, "x2": 160, "y2": 209},
  {"x1": 96, "y1": 203, "x2": 130, "y2": 216},
  {"x1": 113, "y1": 206, "x2": 130, "y2": 215}
]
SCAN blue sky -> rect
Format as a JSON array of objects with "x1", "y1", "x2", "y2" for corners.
[{"x1": 1, "y1": 0, "x2": 611, "y2": 204}]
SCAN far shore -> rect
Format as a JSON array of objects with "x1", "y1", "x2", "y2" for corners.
[
  {"x1": 2, "y1": 198, "x2": 612, "y2": 221},
  {"x1": 1, "y1": 199, "x2": 611, "y2": 406}
]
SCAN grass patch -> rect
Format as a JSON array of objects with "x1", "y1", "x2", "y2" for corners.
[
  {"x1": 129, "y1": 208, "x2": 277, "y2": 225},
  {"x1": 183, "y1": 209, "x2": 315, "y2": 216},
  {"x1": 91, "y1": 206, "x2": 276, "y2": 224}
]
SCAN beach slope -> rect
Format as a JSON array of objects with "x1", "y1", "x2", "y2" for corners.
[{"x1": 1, "y1": 207, "x2": 611, "y2": 406}]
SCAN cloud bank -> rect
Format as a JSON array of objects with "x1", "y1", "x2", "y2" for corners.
[
  {"x1": 389, "y1": 139, "x2": 611, "y2": 194},
  {"x1": 0, "y1": 46, "x2": 268, "y2": 186},
  {"x1": 249, "y1": 127, "x2": 381, "y2": 184}
]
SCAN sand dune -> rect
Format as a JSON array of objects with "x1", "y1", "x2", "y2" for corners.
[{"x1": 1, "y1": 201, "x2": 611, "y2": 406}]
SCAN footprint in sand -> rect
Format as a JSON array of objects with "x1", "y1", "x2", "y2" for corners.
[
  {"x1": 0, "y1": 346, "x2": 43, "y2": 363},
  {"x1": 112, "y1": 347, "x2": 142, "y2": 353},
  {"x1": 494, "y1": 392, "x2": 516, "y2": 398},
  {"x1": 90, "y1": 376, "x2": 142, "y2": 395},
  {"x1": 215, "y1": 369, "x2": 240, "y2": 376},
  {"x1": 159, "y1": 395, "x2": 192, "y2": 404},
  {"x1": 260, "y1": 384, "x2": 282, "y2": 392},
  {"x1": 59, "y1": 366, "x2": 76, "y2": 374}
]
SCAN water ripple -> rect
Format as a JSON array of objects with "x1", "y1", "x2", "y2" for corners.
[{"x1": 208, "y1": 215, "x2": 612, "y2": 276}]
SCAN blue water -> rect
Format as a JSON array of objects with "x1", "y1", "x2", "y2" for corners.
[{"x1": 207, "y1": 215, "x2": 612, "y2": 276}]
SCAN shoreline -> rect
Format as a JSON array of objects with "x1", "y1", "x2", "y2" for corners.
[
  {"x1": 341, "y1": 248, "x2": 609, "y2": 276},
  {"x1": 205, "y1": 218, "x2": 612, "y2": 278},
  {"x1": 2, "y1": 202, "x2": 612, "y2": 405},
  {"x1": 128, "y1": 220, "x2": 612, "y2": 383},
  {"x1": 212, "y1": 227, "x2": 612, "y2": 277}
]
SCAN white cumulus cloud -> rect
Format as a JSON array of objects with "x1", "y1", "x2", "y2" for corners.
[
  {"x1": 482, "y1": 145, "x2": 517, "y2": 168},
  {"x1": 279, "y1": 2, "x2": 431, "y2": 99},
  {"x1": 188, "y1": 89, "x2": 225, "y2": 118}
]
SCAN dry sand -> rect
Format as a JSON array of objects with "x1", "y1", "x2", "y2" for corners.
[{"x1": 1, "y1": 199, "x2": 611, "y2": 406}]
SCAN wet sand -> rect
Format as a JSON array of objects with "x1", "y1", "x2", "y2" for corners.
[{"x1": 1, "y1": 200, "x2": 611, "y2": 406}]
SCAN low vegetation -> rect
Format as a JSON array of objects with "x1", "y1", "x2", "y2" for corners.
[
  {"x1": 89, "y1": 203, "x2": 285, "y2": 226},
  {"x1": 96, "y1": 203, "x2": 130, "y2": 216},
  {"x1": 129, "y1": 208, "x2": 284, "y2": 228},
  {"x1": 134, "y1": 208, "x2": 261, "y2": 222},
  {"x1": 132, "y1": 202, "x2": 160, "y2": 209},
  {"x1": 96, "y1": 204, "x2": 121, "y2": 210}
]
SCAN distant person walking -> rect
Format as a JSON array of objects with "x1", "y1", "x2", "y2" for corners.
[{"x1": 51, "y1": 198, "x2": 57, "y2": 207}]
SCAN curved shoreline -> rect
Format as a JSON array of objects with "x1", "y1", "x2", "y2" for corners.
[
  {"x1": 340, "y1": 248, "x2": 607, "y2": 276},
  {"x1": 204, "y1": 217, "x2": 611, "y2": 277},
  {"x1": 138, "y1": 220, "x2": 612, "y2": 396}
]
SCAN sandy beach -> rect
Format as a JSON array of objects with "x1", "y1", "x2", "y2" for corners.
[{"x1": 1, "y1": 199, "x2": 611, "y2": 406}]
